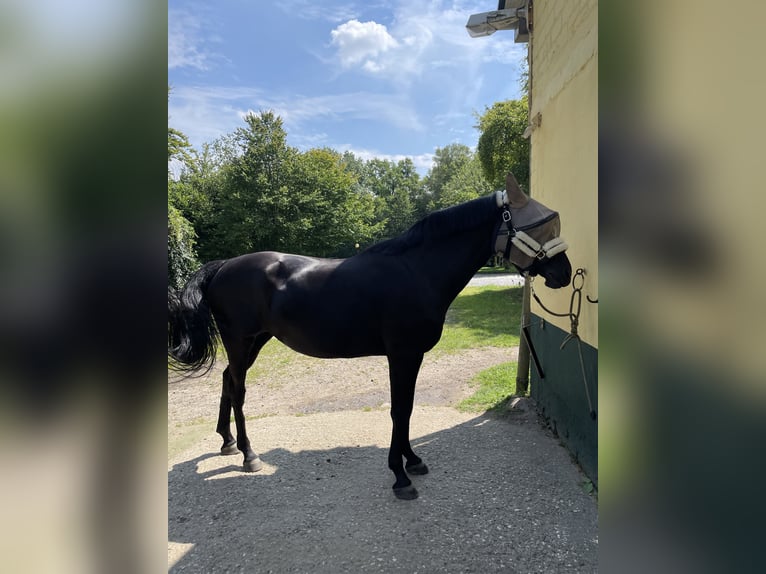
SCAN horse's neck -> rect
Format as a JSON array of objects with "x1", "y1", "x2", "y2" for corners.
[{"x1": 409, "y1": 223, "x2": 493, "y2": 307}]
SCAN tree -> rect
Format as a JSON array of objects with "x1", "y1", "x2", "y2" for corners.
[
  {"x1": 207, "y1": 110, "x2": 296, "y2": 257},
  {"x1": 167, "y1": 119, "x2": 199, "y2": 287},
  {"x1": 362, "y1": 158, "x2": 422, "y2": 239},
  {"x1": 176, "y1": 113, "x2": 388, "y2": 260},
  {"x1": 423, "y1": 143, "x2": 473, "y2": 212},
  {"x1": 168, "y1": 200, "x2": 198, "y2": 289},
  {"x1": 438, "y1": 155, "x2": 493, "y2": 209},
  {"x1": 475, "y1": 97, "x2": 529, "y2": 191},
  {"x1": 287, "y1": 148, "x2": 382, "y2": 256}
]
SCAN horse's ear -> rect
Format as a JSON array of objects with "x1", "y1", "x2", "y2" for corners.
[{"x1": 505, "y1": 172, "x2": 529, "y2": 208}]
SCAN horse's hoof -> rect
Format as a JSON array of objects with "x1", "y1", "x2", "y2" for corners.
[
  {"x1": 243, "y1": 457, "x2": 263, "y2": 472},
  {"x1": 221, "y1": 442, "x2": 238, "y2": 455},
  {"x1": 406, "y1": 462, "x2": 429, "y2": 475},
  {"x1": 393, "y1": 485, "x2": 419, "y2": 500}
]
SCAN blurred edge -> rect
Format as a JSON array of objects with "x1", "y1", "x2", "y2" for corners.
[
  {"x1": 600, "y1": 1, "x2": 766, "y2": 573},
  {"x1": 0, "y1": 1, "x2": 167, "y2": 573},
  {"x1": 1, "y1": 0, "x2": 765, "y2": 573}
]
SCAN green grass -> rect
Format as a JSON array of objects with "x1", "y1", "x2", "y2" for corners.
[
  {"x1": 246, "y1": 339, "x2": 304, "y2": 381},
  {"x1": 457, "y1": 362, "x2": 520, "y2": 413},
  {"x1": 433, "y1": 286, "x2": 522, "y2": 353}
]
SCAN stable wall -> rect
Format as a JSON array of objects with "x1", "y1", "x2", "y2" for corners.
[
  {"x1": 526, "y1": 0, "x2": 598, "y2": 484},
  {"x1": 529, "y1": 0, "x2": 598, "y2": 345}
]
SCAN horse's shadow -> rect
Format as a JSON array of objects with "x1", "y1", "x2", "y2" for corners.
[
  {"x1": 168, "y1": 413, "x2": 598, "y2": 574},
  {"x1": 169, "y1": 441, "x2": 422, "y2": 573}
]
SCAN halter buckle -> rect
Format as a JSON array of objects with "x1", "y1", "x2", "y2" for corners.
[{"x1": 502, "y1": 209, "x2": 512, "y2": 223}]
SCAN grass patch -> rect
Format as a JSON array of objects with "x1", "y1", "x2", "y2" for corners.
[
  {"x1": 457, "y1": 362, "x2": 519, "y2": 413},
  {"x1": 247, "y1": 339, "x2": 305, "y2": 382},
  {"x1": 433, "y1": 286, "x2": 522, "y2": 353}
]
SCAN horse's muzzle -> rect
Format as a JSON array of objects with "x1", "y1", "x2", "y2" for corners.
[{"x1": 540, "y1": 252, "x2": 572, "y2": 289}]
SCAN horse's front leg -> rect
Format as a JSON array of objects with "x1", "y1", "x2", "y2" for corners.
[{"x1": 387, "y1": 353, "x2": 429, "y2": 500}]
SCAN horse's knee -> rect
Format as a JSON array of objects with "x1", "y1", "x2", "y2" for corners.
[{"x1": 390, "y1": 404, "x2": 413, "y2": 418}]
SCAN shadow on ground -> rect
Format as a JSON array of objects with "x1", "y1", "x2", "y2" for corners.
[{"x1": 169, "y1": 410, "x2": 597, "y2": 573}]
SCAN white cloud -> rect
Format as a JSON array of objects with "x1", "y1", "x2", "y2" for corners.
[
  {"x1": 276, "y1": 0, "x2": 359, "y2": 23},
  {"x1": 328, "y1": 1, "x2": 526, "y2": 85},
  {"x1": 330, "y1": 19, "x2": 399, "y2": 68},
  {"x1": 242, "y1": 91, "x2": 424, "y2": 133},
  {"x1": 168, "y1": 85, "x2": 424, "y2": 151},
  {"x1": 168, "y1": 7, "x2": 223, "y2": 70}
]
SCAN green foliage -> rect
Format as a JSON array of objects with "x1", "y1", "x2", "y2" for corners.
[
  {"x1": 171, "y1": 135, "x2": 239, "y2": 262},
  {"x1": 168, "y1": 200, "x2": 198, "y2": 289},
  {"x1": 288, "y1": 148, "x2": 381, "y2": 256},
  {"x1": 438, "y1": 155, "x2": 493, "y2": 209},
  {"x1": 168, "y1": 127, "x2": 193, "y2": 166},
  {"x1": 355, "y1": 157, "x2": 421, "y2": 240},
  {"x1": 168, "y1": 117, "x2": 199, "y2": 287},
  {"x1": 170, "y1": 111, "x2": 385, "y2": 260},
  {"x1": 212, "y1": 111, "x2": 294, "y2": 257},
  {"x1": 475, "y1": 97, "x2": 530, "y2": 191},
  {"x1": 424, "y1": 143, "x2": 473, "y2": 211}
]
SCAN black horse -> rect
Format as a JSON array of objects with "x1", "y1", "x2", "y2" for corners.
[{"x1": 168, "y1": 173, "x2": 572, "y2": 499}]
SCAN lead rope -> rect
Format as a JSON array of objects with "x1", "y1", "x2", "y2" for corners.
[{"x1": 529, "y1": 268, "x2": 598, "y2": 420}]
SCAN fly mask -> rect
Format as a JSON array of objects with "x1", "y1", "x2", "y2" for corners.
[{"x1": 493, "y1": 187, "x2": 569, "y2": 273}]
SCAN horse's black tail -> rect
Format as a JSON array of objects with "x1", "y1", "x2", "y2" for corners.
[{"x1": 168, "y1": 259, "x2": 227, "y2": 375}]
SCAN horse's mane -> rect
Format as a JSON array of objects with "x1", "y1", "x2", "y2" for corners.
[{"x1": 364, "y1": 194, "x2": 497, "y2": 256}]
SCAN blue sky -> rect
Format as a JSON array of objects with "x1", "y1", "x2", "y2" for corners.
[{"x1": 168, "y1": 0, "x2": 527, "y2": 174}]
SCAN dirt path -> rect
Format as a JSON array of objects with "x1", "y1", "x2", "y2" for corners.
[
  {"x1": 168, "y1": 344, "x2": 598, "y2": 573},
  {"x1": 170, "y1": 346, "x2": 515, "y2": 422}
]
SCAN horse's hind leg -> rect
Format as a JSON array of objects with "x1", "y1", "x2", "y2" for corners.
[
  {"x1": 387, "y1": 353, "x2": 428, "y2": 500},
  {"x1": 217, "y1": 371, "x2": 237, "y2": 455},
  {"x1": 216, "y1": 333, "x2": 272, "y2": 470}
]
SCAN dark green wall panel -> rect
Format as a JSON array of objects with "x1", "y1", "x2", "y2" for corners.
[{"x1": 529, "y1": 314, "x2": 598, "y2": 484}]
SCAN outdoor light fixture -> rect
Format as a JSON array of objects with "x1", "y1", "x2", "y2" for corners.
[{"x1": 466, "y1": 0, "x2": 530, "y2": 42}]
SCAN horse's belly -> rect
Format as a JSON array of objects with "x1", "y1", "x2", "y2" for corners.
[
  {"x1": 267, "y1": 300, "x2": 384, "y2": 357},
  {"x1": 274, "y1": 326, "x2": 385, "y2": 359},
  {"x1": 272, "y1": 313, "x2": 443, "y2": 359}
]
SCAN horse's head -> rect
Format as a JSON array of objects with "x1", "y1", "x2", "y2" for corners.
[{"x1": 494, "y1": 173, "x2": 573, "y2": 289}]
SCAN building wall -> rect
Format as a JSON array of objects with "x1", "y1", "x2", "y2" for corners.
[
  {"x1": 527, "y1": 0, "x2": 598, "y2": 484},
  {"x1": 529, "y1": 0, "x2": 598, "y2": 347}
]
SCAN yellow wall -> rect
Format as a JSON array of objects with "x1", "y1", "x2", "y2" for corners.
[{"x1": 529, "y1": 0, "x2": 598, "y2": 348}]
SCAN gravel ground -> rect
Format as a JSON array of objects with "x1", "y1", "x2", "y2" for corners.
[{"x1": 168, "y1": 273, "x2": 597, "y2": 572}]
